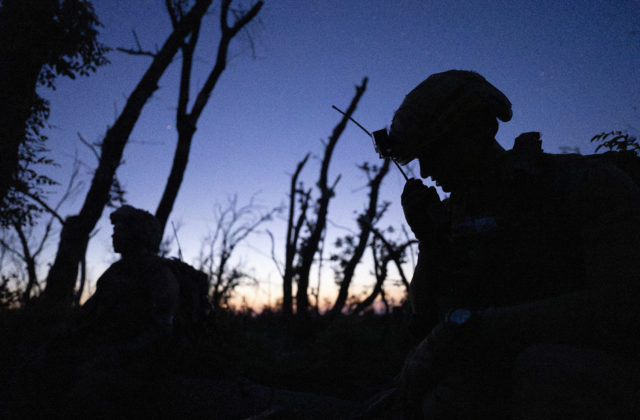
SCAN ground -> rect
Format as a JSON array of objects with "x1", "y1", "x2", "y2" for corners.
[{"x1": 0, "y1": 307, "x2": 414, "y2": 418}]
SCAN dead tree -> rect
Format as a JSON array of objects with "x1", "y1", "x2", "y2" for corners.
[
  {"x1": 279, "y1": 153, "x2": 311, "y2": 316},
  {"x1": 351, "y1": 229, "x2": 416, "y2": 315},
  {"x1": 0, "y1": 160, "x2": 81, "y2": 305},
  {"x1": 198, "y1": 195, "x2": 276, "y2": 309},
  {"x1": 351, "y1": 237, "x2": 389, "y2": 315},
  {"x1": 294, "y1": 78, "x2": 368, "y2": 317},
  {"x1": 43, "y1": 0, "x2": 213, "y2": 310},
  {"x1": 328, "y1": 158, "x2": 390, "y2": 317},
  {"x1": 155, "y1": 0, "x2": 263, "y2": 233},
  {"x1": 371, "y1": 227, "x2": 414, "y2": 295}
]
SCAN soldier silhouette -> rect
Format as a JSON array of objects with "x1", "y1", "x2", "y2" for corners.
[
  {"x1": 16, "y1": 206, "x2": 181, "y2": 416},
  {"x1": 79, "y1": 205, "x2": 179, "y2": 350},
  {"x1": 366, "y1": 70, "x2": 640, "y2": 419}
]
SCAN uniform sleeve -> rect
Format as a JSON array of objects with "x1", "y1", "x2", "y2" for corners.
[{"x1": 409, "y1": 240, "x2": 450, "y2": 338}]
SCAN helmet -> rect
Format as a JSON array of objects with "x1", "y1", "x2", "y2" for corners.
[
  {"x1": 110, "y1": 205, "x2": 162, "y2": 253},
  {"x1": 385, "y1": 70, "x2": 512, "y2": 165}
]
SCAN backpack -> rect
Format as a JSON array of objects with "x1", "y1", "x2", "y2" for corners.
[
  {"x1": 589, "y1": 130, "x2": 640, "y2": 188},
  {"x1": 593, "y1": 150, "x2": 640, "y2": 189},
  {"x1": 163, "y1": 257, "x2": 212, "y2": 342},
  {"x1": 513, "y1": 132, "x2": 640, "y2": 190}
]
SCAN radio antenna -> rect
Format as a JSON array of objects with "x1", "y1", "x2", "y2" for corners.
[
  {"x1": 171, "y1": 221, "x2": 184, "y2": 261},
  {"x1": 332, "y1": 105, "x2": 372, "y2": 136},
  {"x1": 331, "y1": 105, "x2": 408, "y2": 181}
]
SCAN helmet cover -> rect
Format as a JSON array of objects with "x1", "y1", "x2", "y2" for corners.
[
  {"x1": 110, "y1": 205, "x2": 162, "y2": 253},
  {"x1": 388, "y1": 70, "x2": 512, "y2": 165}
]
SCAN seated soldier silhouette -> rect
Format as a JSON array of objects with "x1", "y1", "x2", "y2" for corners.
[
  {"x1": 366, "y1": 70, "x2": 640, "y2": 419},
  {"x1": 78, "y1": 205, "x2": 179, "y2": 353},
  {"x1": 8, "y1": 206, "x2": 181, "y2": 416},
  {"x1": 54, "y1": 206, "x2": 180, "y2": 415}
]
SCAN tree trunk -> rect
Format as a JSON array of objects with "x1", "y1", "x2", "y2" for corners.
[
  {"x1": 155, "y1": 0, "x2": 263, "y2": 233},
  {"x1": 13, "y1": 222, "x2": 38, "y2": 305},
  {"x1": 282, "y1": 154, "x2": 310, "y2": 316},
  {"x1": 330, "y1": 158, "x2": 390, "y2": 316},
  {"x1": 352, "y1": 244, "x2": 389, "y2": 315},
  {"x1": 42, "y1": 0, "x2": 213, "y2": 310},
  {"x1": 155, "y1": 119, "x2": 196, "y2": 230},
  {"x1": 296, "y1": 78, "x2": 368, "y2": 316}
]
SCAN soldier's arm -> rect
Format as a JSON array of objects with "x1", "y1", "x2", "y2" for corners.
[
  {"x1": 475, "y1": 280, "x2": 640, "y2": 359},
  {"x1": 409, "y1": 241, "x2": 445, "y2": 338},
  {"x1": 402, "y1": 180, "x2": 451, "y2": 338}
]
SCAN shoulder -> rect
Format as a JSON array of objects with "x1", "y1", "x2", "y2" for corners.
[{"x1": 95, "y1": 260, "x2": 126, "y2": 287}]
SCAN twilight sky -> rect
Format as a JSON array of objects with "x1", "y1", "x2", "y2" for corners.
[{"x1": 39, "y1": 0, "x2": 639, "y2": 308}]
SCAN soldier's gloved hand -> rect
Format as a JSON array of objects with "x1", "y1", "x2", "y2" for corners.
[
  {"x1": 400, "y1": 310, "x2": 502, "y2": 418},
  {"x1": 401, "y1": 179, "x2": 443, "y2": 241},
  {"x1": 400, "y1": 321, "x2": 458, "y2": 396}
]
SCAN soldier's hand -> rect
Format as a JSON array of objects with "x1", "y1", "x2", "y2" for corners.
[
  {"x1": 399, "y1": 317, "x2": 482, "y2": 417},
  {"x1": 401, "y1": 179, "x2": 443, "y2": 241},
  {"x1": 400, "y1": 321, "x2": 457, "y2": 391}
]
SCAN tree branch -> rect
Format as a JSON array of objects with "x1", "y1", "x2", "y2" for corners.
[
  {"x1": 190, "y1": 1, "x2": 263, "y2": 121},
  {"x1": 21, "y1": 191, "x2": 64, "y2": 225},
  {"x1": 116, "y1": 30, "x2": 158, "y2": 57}
]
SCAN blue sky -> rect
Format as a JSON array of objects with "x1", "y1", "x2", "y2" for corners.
[{"x1": 37, "y1": 0, "x2": 639, "y2": 307}]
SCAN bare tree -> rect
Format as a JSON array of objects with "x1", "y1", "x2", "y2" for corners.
[
  {"x1": 43, "y1": 0, "x2": 214, "y2": 310},
  {"x1": 328, "y1": 158, "x2": 390, "y2": 317},
  {"x1": 276, "y1": 153, "x2": 311, "y2": 317},
  {"x1": 372, "y1": 227, "x2": 414, "y2": 295},
  {"x1": 351, "y1": 228, "x2": 416, "y2": 315},
  {"x1": 294, "y1": 78, "x2": 368, "y2": 317},
  {"x1": 198, "y1": 195, "x2": 277, "y2": 310},
  {"x1": 155, "y1": 0, "x2": 264, "y2": 233},
  {"x1": 351, "y1": 236, "x2": 389, "y2": 315},
  {"x1": 0, "y1": 160, "x2": 81, "y2": 305}
]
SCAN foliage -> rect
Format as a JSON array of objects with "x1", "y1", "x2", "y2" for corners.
[
  {"x1": 0, "y1": 0, "x2": 109, "y2": 226},
  {"x1": 591, "y1": 130, "x2": 640, "y2": 155},
  {"x1": 0, "y1": 161, "x2": 82, "y2": 306},
  {"x1": 0, "y1": 275, "x2": 23, "y2": 310},
  {"x1": 1, "y1": 0, "x2": 109, "y2": 87},
  {"x1": 36, "y1": 1, "x2": 109, "y2": 86},
  {"x1": 0, "y1": 98, "x2": 58, "y2": 227}
]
